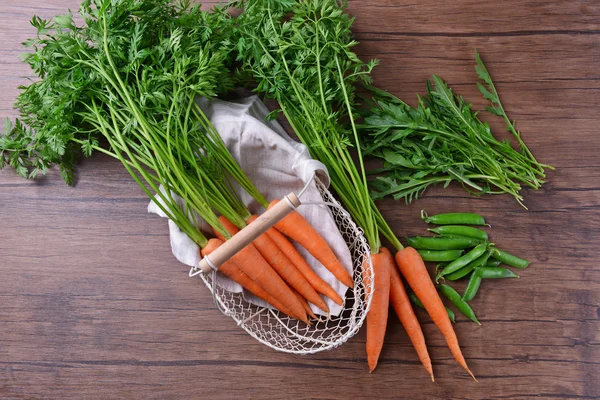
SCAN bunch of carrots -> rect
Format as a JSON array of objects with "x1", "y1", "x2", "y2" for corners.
[
  {"x1": 206, "y1": 206, "x2": 351, "y2": 324},
  {"x1": 365, "y1": 244, "x2": 475, "y2": 380}
]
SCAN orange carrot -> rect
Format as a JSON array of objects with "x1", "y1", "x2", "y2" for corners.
[
  {"x1": 385, "y1": 247, "x2": 434, "y2": 381},
  {"x1": 268, "y1": 199, "x2": 353, "y2": 288},
  {"x1": 292, "y1": 288, "x2": 318, "y2": 320},
  {"x1": 200, "y1": 239, "x2": 306, "y2": 321},
  {"x1": 218, "y1": 216, "x2": 329, "y2": 313},
  {"x1": 249, "y1": 215, "x2": 343, "y2": 306},
  {"x1": 363, "y1": 248, "x2": 391, "y2": 373},
  {"x1": 395, "y1": 246, "x2": 476, "y2": 380},
  {"x1": 210, "y1": 224, "x2": 308, "y2": 324}
]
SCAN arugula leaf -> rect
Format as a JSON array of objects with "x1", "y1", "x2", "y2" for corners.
[
  {"x1": 360, "y1": 52, "x2": 553, "y2": 208},
  {"x1": 382, "y1": 149, "x2": 415, "y2": 168},
  {"x1": 475, "y1": 50, "x2": 550, "y2": 173}
]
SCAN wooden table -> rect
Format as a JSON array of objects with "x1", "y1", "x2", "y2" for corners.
[{"x1": 1, "y1": 1, "x2": 598, "y2": 399}]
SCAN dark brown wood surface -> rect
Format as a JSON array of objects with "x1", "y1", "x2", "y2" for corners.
[{"x1": 1, "y1": 1, "x2": 599, "y2": 399}]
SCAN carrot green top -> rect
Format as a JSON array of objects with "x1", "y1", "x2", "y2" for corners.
[
  {"x1": 0, "y1": 0, "x2": 247, "y2": 248},
  {"x1": 235, "y1": 0, "x2": 403, "y2": 251}
]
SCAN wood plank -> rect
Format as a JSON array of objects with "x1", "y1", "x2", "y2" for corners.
[{"x1": 1, "y1": 1, "x2": 599, "y2": 399}]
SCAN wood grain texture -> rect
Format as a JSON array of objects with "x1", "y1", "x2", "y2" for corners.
[{"x1": 0, "y1": 1, "x2": 599, "y2": 399}]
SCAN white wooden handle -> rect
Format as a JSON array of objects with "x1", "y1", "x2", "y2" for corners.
[{"x1": 197, "y1": 193, "x2": 301, "y2": 273}]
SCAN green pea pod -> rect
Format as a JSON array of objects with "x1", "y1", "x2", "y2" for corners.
[
  {"x1": 417, "y1": 249, "x2": 464, "y2": 262},
  {"x1": 408, "y1": 291, "x2": 456, "y2": 323},
  {"x1": 428, "y1": 225, "x2": 489, "y2": 240},
  {"x1": 463, "y1": 270, "x2": 483, "y2": 302},
  {"x1": 477, "y1": 266, "x2": 520, "y2": 279},
  {"x1": 406, "y1": 236, "x2": 481, "y2": 250},
  {"x1": 484, "y1": 258, "x2": 502, "y2": 268},
  {"x1": 421, "y1": 210, "x2": 486, "y2": 226},
  {"x1": 444, "y1": 268, "x2": 474, "y2": 282},
  {"x1": 445, "y1": 307, "x2": 456, "y2": 324},
  {"x1": 436, "y1": 234, "x2": 487, "y2": 244},
  {"x1": 491, "y1": 248, "x2": 530, "y2": 269},
  {"x1": 438, "y1": 284, "x2": 480, "y2": 325},
  {"x1": 438, "y1": 244, "x2": 487, "y2": 278},
  {"x1": 445, "y1": 251, "x2": 491, "y2": 281},
  {"x1": 408, "y1": 291, "x2": 424, "y2": 308}
]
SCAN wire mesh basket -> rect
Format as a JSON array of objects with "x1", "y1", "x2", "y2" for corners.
[{"x1": 194, "y1": 178, "x2": 373, "y2": 354}]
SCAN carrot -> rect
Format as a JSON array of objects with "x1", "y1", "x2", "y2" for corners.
[
  {"x1": 292, "y1": 288, "x2": 318, "y2": 320},
  {"x1": 200, "y1": 238, "x2": 306, "y2": 322},
  {"x1": 268, "y1": 199, "x2": 354, "y2": 288},
  {"x1": 249, "y1": 215, "x2": 344, "y2": 306},
  {"x1": 395, "y1": 246, "x2": 476, "y2": 380},
  {"x1": 218, "y1": 216, "x2": 329, "y2": 313},
  {"x1": 210, "y1": 224, "x2": 308, "y2": 325},
  {"x1": 363, "y1": 248, "x2": 391, "y2": 373},
  {"x1": 385, "y1": 247, "x2": 434, "y2": 381}
]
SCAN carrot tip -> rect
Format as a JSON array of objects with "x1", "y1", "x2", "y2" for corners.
[
  {"x1": 430, "y1": 374, "x2": 435, "y2": 382},
  {"x1": 467, "y1": 369, "x2": 478, "y2": 382},
  {"x1": 369, "y1": 360, "x2": 377, "y2": 374}
]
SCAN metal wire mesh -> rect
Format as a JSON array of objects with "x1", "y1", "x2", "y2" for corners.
[{"x1": 194, "y1": 178, "x2": 374, "y2": 354}]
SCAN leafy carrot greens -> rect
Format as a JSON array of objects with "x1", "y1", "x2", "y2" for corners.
[
  {"x1": 0, "y1": 0, "x2": 247, "y2": 244},
  {"x1": 234, "y1": 0, "x2": 403, "y2": 251}
]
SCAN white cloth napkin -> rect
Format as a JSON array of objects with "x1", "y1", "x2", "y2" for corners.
[{"x1": 147, "y1": 96, "x2": 352, "y2": 316}]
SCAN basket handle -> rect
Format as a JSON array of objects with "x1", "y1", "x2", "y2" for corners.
[{"x1": 197, "y1": 192, "x2": 301, "y2": 273}]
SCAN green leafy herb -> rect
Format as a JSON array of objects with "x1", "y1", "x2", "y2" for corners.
[{"x1": 359, "y1": 52, "x2": 553, "y2": 208}]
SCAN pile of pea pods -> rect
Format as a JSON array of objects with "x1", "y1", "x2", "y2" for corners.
[{"x1": 406, "y1": 211, "x2": 531, "y2": 324}]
